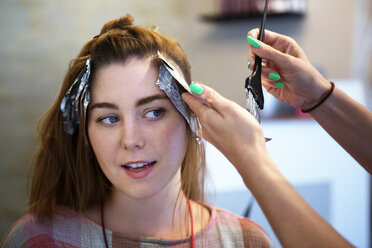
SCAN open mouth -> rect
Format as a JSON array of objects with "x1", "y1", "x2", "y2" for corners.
[{"x1": 121, "y1": 161, "x2": 156, "y2": 172}]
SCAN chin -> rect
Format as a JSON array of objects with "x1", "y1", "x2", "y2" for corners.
[
  {"x1": 113, "y1": 183, "x2": 165, "y2": 200},
  {"x1": 111, "y1": 166, "x2": 182, "y2": 200}
]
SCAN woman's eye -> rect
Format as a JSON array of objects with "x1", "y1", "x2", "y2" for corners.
[
  {"x1": 144, "y1": 109, "x2": 164, "y2": 119},
  {"x1": 99, "y1": 116, "x2": 119, "y2": 124}
]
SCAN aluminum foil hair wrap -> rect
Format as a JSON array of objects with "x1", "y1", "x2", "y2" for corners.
[
  {"x1": 60, "y1": 58, "x2": 91, "y2": 135},
  {"x1": 156, "y1": 51, "x2": 202, "y2": 143}
]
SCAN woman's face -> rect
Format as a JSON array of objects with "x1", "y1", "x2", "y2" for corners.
[{"x1": 87, "y1": 56, "x2": 188, "y2": 199}]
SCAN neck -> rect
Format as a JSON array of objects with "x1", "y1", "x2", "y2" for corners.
[{"x1": 103, "y1": 181, "x2": 191, "y2": 239}]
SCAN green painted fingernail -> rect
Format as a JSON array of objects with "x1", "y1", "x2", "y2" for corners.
[
  {"x1": 247, "y1": 60, "x2": 252, "y2": 68},
  {"x1": 269, "y1": 72, "x2": 280, "y2": 81},
  {"x1": 190, "y1": 83, "x2": 203, "y2": 95},
  {"x1": 274, "y1": 81, "x2": 285, "y2": 88},
  {"x1": 247, "y1": 35, "x2": 260, "y2": 48}
]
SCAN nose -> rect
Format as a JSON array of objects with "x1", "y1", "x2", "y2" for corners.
[{"x1": 120, "y1": 118, "x2": 145, "y2": 151}]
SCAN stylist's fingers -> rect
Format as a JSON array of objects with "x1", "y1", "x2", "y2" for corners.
[
  {"x1": 182, "y1": 84, "x2": 232, "y2": 145},
  {"x1": 248, "y1": 29, "x2": 289, "y2": 46},
  {"x1": 187, "y1": 83, "x2": 236, "y2": 117},
  {"x1": 182, "y1": 92, "x2": 208, "y2": 115},
  {"x1": 262, "y1": 79, "x2": 282, "y2": 96},
  {"x1": 185, "y1": 83, "x2": 262, "y2": 132},
  {"x1": 247, "y1": 57, "x2": 284, "y2": 88},
  {"x1": 181, "y1": 92, "x2": 216, "y2": 127},
  {"x1": 248, "y1": 29, "x2": 306, "y2": 58},
  {"x1": 247, "y1": 28, "x2": 309, "y2": 66},
  {"x1": 247, "y1": 34, "x2": 292, "y2": 67},
  {"x1": 181, "y1": 84, "x2": 223, "y2": 130},
  {"x1": 183, "y1": 83, "x2": 265, "y2": 160},
  {"x1": 261, "y1": 66, "x2": 286, "y2": 88}
]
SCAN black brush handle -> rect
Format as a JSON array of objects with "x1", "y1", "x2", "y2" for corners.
[
  {"x1": 253, "y1": 0, "x2": 268, "y2": 74},
  {"x1": 258, "y1": 0, "x2": 268, "y2": 41}
]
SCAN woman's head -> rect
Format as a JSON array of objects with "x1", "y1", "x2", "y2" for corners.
[{"x1": 29, "y1": 14, "x2": 205, "y2": 218}]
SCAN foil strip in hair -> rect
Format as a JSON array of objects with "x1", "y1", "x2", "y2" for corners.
[
  {"x1": 60, "y1": 58, "x2": 91, "y2": 135},
  {"x1": 156, "y1": 51, "x2": 202, "y2": 143}
]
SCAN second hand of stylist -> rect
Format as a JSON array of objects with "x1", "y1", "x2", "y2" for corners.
[{"x1": 182, "y1": 84, "x2": 352, "y2": 248}]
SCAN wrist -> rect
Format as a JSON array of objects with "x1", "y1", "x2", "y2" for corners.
[
  {"x1": 308, "y1": 86, "x2": 340, "y2": 117},
  {"x1": 231, "y1": 145, "x2": 278, "y2": 185},
  {"x1": 241, "y1": 154, "x2": 283, "y2": 191},
  {"x1": 300, "y1": 76, "x2": 331, "y2": 110},
  {"x1": 301, "y1": 82, "x2": 335, "y2": 113}
]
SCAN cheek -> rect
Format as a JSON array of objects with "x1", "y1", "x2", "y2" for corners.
[
  {"x1": 160, "y1": 119, "x2": 188, "y2": 157},
  {"x1": 87, "y1": 124, "x2": 116, "y2": 166},
  {"x1": 87, "y1": 126, "x2": 102, "y2": 159}
]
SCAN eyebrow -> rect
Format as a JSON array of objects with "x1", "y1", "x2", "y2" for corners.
[
  {"x1": 90, "y1": 102, "x2": 119, "y2": 111},
  {"x1": 135, "y1": 94, "x2": 169, "y2": 107},
  {"x1": 90, "y1": 94, "x2": 169, "y2": 111}
]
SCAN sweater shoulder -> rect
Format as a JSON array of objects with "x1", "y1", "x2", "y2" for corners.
[
  {"x1": 211, "y1": 206, "x2": 274, "y2": 248},
  {"x1": 0, "y1": 207, "x2": 96, "y2": 248}
]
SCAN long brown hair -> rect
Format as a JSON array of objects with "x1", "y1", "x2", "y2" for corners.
[{"x1": 29, "y1": 14, "x2": 206, "y2": 218}]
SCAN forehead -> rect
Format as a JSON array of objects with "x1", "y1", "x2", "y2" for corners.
[{"x1": 90, "y1": 56, "x2": 165, "y2": 102}]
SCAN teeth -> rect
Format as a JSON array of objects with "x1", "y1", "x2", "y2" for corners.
[
  {"x1": 126, "y1": 162, "x2": 152, "y2": 169},
  {"x1": 129, "y1": 162, "x2": 147, "y2": 168}
]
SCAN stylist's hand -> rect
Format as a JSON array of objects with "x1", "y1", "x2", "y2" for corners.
[
  {"x1": 247, "y1": 29, "x2": 331, "y2": 110},
  {"x1": 182, "y1": 84, "x2": 270, "y2": 168}
]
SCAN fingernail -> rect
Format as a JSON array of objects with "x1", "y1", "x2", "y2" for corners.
[
  {"x1": 247, "y1": 35, "x2": 260, "y2": 48},
  {"x1": 247, "y1": 60, "x2": 252, "y2": 68},
  {"x1": 190, "y1": 83, "x2": 203, "y2": 95},
  {"x1": 274, "y1": 81, "x2": 285, "y2": 88},
  {"x1": 269, "y1": 72, "x2": 280, "y2": 81}
]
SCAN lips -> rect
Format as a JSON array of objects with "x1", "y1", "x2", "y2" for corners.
[{"x1": 121, "y1": 161, "x2": 156, "y2": 179}]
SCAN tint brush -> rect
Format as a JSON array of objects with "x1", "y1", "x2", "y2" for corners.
[{"x1": 245, "y1": 0, "x2": 268, "y2": 123}]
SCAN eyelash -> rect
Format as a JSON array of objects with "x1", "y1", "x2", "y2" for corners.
[
  {"x1": 97, "y1": 115, "x2": 120, "y2": 125},
  {"x1": 144, "y1": 108, "x2": 166, "y2": 120},
  {"x1": 96, "y1": 108, "x2": 166, "y2": 125}
]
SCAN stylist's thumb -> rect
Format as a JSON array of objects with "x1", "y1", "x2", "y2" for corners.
[{"x1": 186, "y1": 83, "x2": 232, "y2": 116}]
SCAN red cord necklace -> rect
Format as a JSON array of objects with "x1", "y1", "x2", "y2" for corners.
[
  {"x1": 101, "y1": 195, "x2": 194, "y2": 248},
  {"x1": 186, "y1": 195, "x2": 194, "y2": 248}
]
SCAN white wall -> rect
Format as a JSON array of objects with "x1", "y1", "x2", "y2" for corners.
[{"x1": 352, "y1": 0, "x2": 372, "y2": 109}]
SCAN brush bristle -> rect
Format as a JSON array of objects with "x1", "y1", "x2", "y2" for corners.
[{"x1": 246, "y1": 89, "x2": 261, "y2": 122}]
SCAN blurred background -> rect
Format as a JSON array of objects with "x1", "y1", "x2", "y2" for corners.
[{"x1": 0, "y1": 0, "x2": 371, "y2": 247}]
